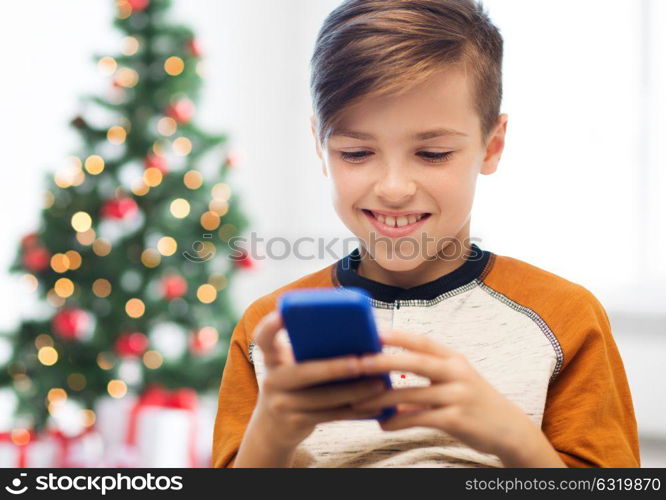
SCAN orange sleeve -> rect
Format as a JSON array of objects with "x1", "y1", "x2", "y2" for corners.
[
  {"x1": 211, "y1": 303, "x2": 263, "y2": 468},
  {"x1": 540, "y1": 290, "x2": 640, "y2": 468}
]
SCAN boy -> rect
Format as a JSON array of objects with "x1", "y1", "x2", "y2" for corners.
[{"x1": 212, "y1": 0, "x2": 640, "y2": 467}]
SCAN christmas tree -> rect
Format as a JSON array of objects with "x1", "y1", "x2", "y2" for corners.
[{"x1": 0, "y1": 0, "x2": 253, "y2": 437}]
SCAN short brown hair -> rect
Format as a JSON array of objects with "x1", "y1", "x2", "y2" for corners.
[{"x1": 310, "y1": 0, "x2": 503, "y2": 148}]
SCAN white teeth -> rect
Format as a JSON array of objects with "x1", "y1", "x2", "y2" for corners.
[
  {"x1": 396, "y1": 216, "x2": 408, "y2": 227},
  {"x1": 371, "y1": 211, "x2": 425, "y2": 228}
]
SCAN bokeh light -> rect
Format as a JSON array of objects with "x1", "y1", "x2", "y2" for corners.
[
  {"x1": 164, "y1": 56, "x2": 185, "y2": 76},
  {"x1": 157, "y1": 237, "x2": 177, "y2": 256},
  {"x1": 196, "y1": 284, "x2": 217, "y2": 303},
  {"x1": 125, "y1": 298, "x2": 145, "y2": 318},
  {"x1": 71, "y1": 211, "x2": 92, "y2": 232},
  {"x1": 170, "y1": 198, "x2": 190, "y2": 218}
]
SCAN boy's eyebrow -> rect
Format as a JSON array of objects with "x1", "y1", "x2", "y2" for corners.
[{"x1": 330, "y1": 127, "x2": 468, "y2": 140}]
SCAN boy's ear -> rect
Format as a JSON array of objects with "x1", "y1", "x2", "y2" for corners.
[
  {"x1": 310, "y1": 114, "x2": 328, "y2": 177},
  {"x1": 480, "y1": 113, "x2": 508, "y2": 176}
]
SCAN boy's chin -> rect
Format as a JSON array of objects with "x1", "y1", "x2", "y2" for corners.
[{"x1": 371, "y1": 254, "x2": 427, "y2": 273}]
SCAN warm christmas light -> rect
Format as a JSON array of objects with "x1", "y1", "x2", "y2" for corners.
[
  {"x1": 97, "y1": 352, "x2": 114, "y2": 370},
  {"x1": 44, "y1": 191, "x2": 55, "y2": 209},
  {"x1": 47, "y1": 387, "x2": 67, "y2": 403},
  {"x1": 183, "y1": 170, "x2": 203, "y2": 190},
  {"x1": 50, "y1": 253, "x2": 70, "y2": 273},
  {"x1": 115, "y1": 67, "x2": 139, "y2": 88},
  {"x1": 10, "y1": 429, "x2": 31, "y2": 446},
  {"x1": 83, "y1": 409, "x2": 96, "y2": 427},
  {"x1": 197, "y1": 284, "x2": 217, "y2": 303},
  {"x1": 143, "y1": 349, "x2": 163, "y2": 369},
  {"x1": 173, "y1": 137, "x2": 192, "y2": 156},
  {"x1": 131, "y1": 180, "x2": 150, "y2": 196},
  {"x1": 13, "y1": 374, "x2": 32, "y2": 393},
  {"x1": 67, "y1": 373, "x2": 86, "y2": 391},
  {"x1": 76, "y1": 228, "x2": 96, "y2": 246},
  {"x1": 69, "y1": 156, "x2": 83, "y2": 169},
  {"x1": 121, "y1": 36, "x2": 140, "y2": 56},
  {"x1": 218, "y1": 223, "x2": 237, "y2": 241},
  {"x1": 125, "y1": 298, "x2": 145, "y2": 318},
  {"x1": 54, "y1": 174, "x2": 70, "y2": 189},
  {"x1": 152, "y1": 140, "x2": 168, "y2": 156},
  {"x1": 46, "y1": 289, "x2": 66, "y2": 308},
  {"x1": 198, "y1": 326, "x2": 219, "y2": 349},
  {"x1": 116, "y1": 0, "x2": 132, "y2": 19},
  {"x1": 170, "y1": 198, "x2": 190, "y2": 218},
  {"x1": 143, "y1": 167, "x2": 163, "y2": 187},
  {"x1": 208, "y1": 274, "x2": 228, "y2": 290},
  {"x1": 71, "y1": 168, "x2": 85, "y2": 186},
  {"x1": 71, "y1": 211, "x2": 92, "y2": 232},
  {"x1": 141, "y1": 248, "x2": 161, "y2": 268},
  {"x1": 197, "y1": 241, "x2": 217, "y2": 260},
  {"x1": 92, "y1": 278, "x2": 112, "y2": 298},
  {"x1": 65, "y1": 250, "x2": 82, "y2": 270},
  {"x1": 164, "y1": 56, "x2": 185, "y2": 76},
  {"x1": 200, "y1": 211, "x2": 220, "y2": 230},
  {"x1": 107, "y1": 379, "x2": 127, "y2": 398},
  {"x1": 92, "y1": 238, "x2": 112, "y2": 257},
  {"x1": 21, "y1": 273, "x2": 38, "y2": 292},
  {"x1": 34, "y1": 334, "x2": 54, "y2": 349},
  {"x1": 212, "y1": 183, "x2": 232, "y2": 201},
  {"x1": 84, "y1": 155, "x2": 105, "y2": 175},
  {"x1": 157, "y1": 236, "x2": 177, "y2": 256},
  {"x1": 157, "y1": 117, "x2": 177, "y2": 136},
  {"x1": 107, "y1": 125, "x2": 127, "y2": 145},
  {"x1": 98, "y1": 56, "x2": 117, "y2": 76},
  {"x1": 209, "y1": 199, "x2": 229, "y2": 216},
  {"x1": 38, "y1": 346, "x2": 58, "y2": 366},
  {"x1": 54, "y1": 278, "x2": 75, "y2": 298}
]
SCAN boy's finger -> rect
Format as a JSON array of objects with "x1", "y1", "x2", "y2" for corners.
[
  {"x1": 269, "y1": 355, "x2": 362, "y2": 390},
  {"x1": 252, "y1": 310, "x2": 286, "y2": 368},
  {"x1": 358, "y1": 351, "x2": 454, "y2": 383},
  {"x1": 289, "y1": 377, "x2": 386, "y2": 411}
]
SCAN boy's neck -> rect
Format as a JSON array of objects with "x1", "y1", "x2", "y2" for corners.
[{"x1": 356, "y1": 234, "x2": 474, "y2": 290}]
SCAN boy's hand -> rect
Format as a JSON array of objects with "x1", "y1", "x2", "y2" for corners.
[
  {"x1": 350, "y1": 329, "x2": 545, "y2": 462},
  {"x1": 249, "y1": 310, "x2": 387, "y2": 452}
]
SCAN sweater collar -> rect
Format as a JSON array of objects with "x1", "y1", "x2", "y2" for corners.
[{"x1": 334, "y1": 243, "x2": 493, "y2": 303}]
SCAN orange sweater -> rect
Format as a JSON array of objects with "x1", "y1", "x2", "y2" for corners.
[{"x1": 212, "y1": 244, "x2": 640, "y2": 467}]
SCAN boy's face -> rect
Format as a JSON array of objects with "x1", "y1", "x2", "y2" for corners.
[{"x1": 311, "y1": 65, "x2": 508, "y2": 273}]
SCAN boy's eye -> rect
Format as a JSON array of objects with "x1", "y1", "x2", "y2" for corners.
[{"x1": 339, "y1": 151, "x2": 454, "y2": 164}]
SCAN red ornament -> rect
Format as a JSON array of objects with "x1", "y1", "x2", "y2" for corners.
[
  {"x1": 21, "y1": 232, "x2": 39, "y2": 248},
  {"x1": 189, "y1": 327, "x2": 218, "y2": 356},
  {"x1": 186, "y1": 38, "x2": 203, "y2": 58},
  {"x1": 52, "y1": 308, "x2": 90, "y2": 341},
  {"x1": 161, "y1": 275, "x2": 187, "y2": 301},
  {"x1": 115, "y1": 332, "x2": 148, "y2": 357},
  {"x1": 165, "y1": 99, "x2": 195, "y2": 124},
  {"x1": 144, "y1": 153, "x2": 168, "y2": 174},
  {"x1": 22, "y1": 246, "x2": 51, "y2": 272},
  {"x1": 128, "y1": 0, "x2": 150, "y2": 11},
  {"x1": 231, "y1": 249, "x2": 255, "y2": 269},
  {"x1": 101, "y1": 198, "x2": 138, "y2": 220},
  {"x1": 225, "y1": 149, "x2": 240, "y2": 168}
]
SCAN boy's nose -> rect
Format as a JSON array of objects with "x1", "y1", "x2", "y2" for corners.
[{"x1": 373, "y1": 169, "x2": 417, "y2": 204}]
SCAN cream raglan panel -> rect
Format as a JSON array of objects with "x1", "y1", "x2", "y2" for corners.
[{"x1": 248, "y1": 282, "x2": 558, "y2": 468}]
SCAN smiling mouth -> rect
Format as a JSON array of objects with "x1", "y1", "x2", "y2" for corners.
[{"x1": 362, "y1": 209, "x2": 431, "y2": 228}]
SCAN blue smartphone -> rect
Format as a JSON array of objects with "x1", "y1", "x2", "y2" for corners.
[{"x1": 277, "y1": 286, "x2": 396, "y2": 421}]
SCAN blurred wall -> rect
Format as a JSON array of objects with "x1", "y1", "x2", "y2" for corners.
[{"x1": 1, "y1": 0, "x2": 664, "y2": 464}]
